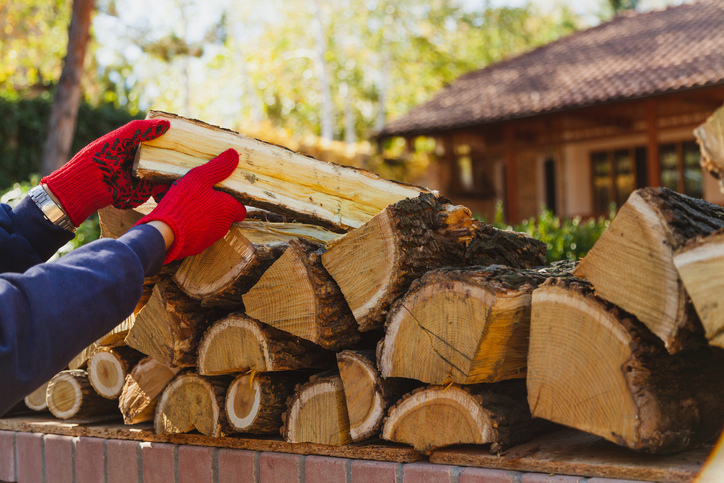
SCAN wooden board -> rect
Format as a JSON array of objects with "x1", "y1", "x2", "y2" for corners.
[{"x1": 430, "y1": 428, "x2": 708, "y2": 482}]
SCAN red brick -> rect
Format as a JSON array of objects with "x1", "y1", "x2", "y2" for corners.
[
  {"x1": 350, "y1": 460, "x2": 400, "y2": 483},
  {"x1": 44, "y1": 434, "x2": 73, "y2": 483},
  {"x1": 107, "y1": 439, "x2": 140, "y2": 483},
  {"x1": 75, "y1": 437, "x2": 105, "y2": 483},
  {"x1": 179, "y1": 445, "x2": 214, "y2": 483},
  {"x1": 521, "y1": 473, "x2": 585, "y2": 483},
  {"x1": 218, "y1": 449, "x2": 256, "y2": 483},
  {"x1": 304, "y1": 455, "x2": 348, "y2": 483},
  {"x1": 588, "y1": 479, "x2": 641, "y2": 483},
  {"x1": 259, "y1": 452, "x2": 302, "y2": 483},
  {"x1": 15, "y1": 432, "x2": 43, "y2": 483},
  {"x1": 403, "y1": 461, "x2": 458, "y2": 483},
  {"x1": 141, "y1": 442, "x2": 176, "y2": 483},
  {"x1": 0, "y1": 431, "x2": 15, "y2": 482},
  {"x1": 460, "y1": 467, "x2": 520, "y2": 483}
]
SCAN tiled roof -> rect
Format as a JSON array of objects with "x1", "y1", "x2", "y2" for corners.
[{"x1": 378, "y1": 0, "x2": 724, "y2": 137}]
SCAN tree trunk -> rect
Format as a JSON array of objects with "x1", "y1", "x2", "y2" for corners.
[
  {"x1": 46, "y1": 370, "x2": 118, "y2": 419},
  {"x1": 118, "y1": 357, "x2": 180, "y2": 425},
  {"x1": 87, "y1": 346, "x2": 144, "y2": 399}
]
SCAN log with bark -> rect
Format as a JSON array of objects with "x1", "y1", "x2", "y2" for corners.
[
  {"x1": 133, "y1": 111, "x2": 429, "y2": 232},
  {"x1": 119, "y1": 357, "x2": 180, "y2": 425},
  {"x1": 154, "y1": 373, "x2": 232, "y2": 438},
  {"x1": 378, "y1": 262, "x2": 575, "y2": 385},
  {"x1": 573, "y1": 187, "x2": 724, "y2": 353},
  {"x1": 174, "y1": 221, "x2": 339, "y2": 308},
  {"x1": 281, "y1": 371, "x2": 352, "y2": 446},
  {"x1": 243, "y1": 238, "x2": 360, "y2": 350},
  {"x1": 528, "y1": 277, "x2": 724, "y2": 453},
  {"x1": 46, "y1": 370, "x2": 119, "y2": 420},
  {"x1": 24, "y1": 381, "x2": 50, "y2": 412},
  {"x1": 381, "y1": 381, "x2": 539, "y2": 454},
  {"x1": 197, "y1": 313, "x2": 333, "y2": 376},
  {"x1": 694, "y1": 103, "x2": 724, "y2": 190},
  {"x1": 87, "y1": 346, "x2": 144, "y2": 399}
]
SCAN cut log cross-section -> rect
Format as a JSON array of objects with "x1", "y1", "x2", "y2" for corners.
[
  {"x1": 574, "y1": 187, "x2": 724, "y2": 353},
  {"x1": 133, "y1": 110, "x2": 430, "y2": 232},
  {"x1": 378, "y1": 263, "x2": 575, "y2": 385},
  {"x1": 197, "y1": 314, "x2": 333, "y2": 376},
  {"x1": 119, "y1": 357, "x2": 180, "y2": 425},
  {"x1": 46, "y1": 370, "x2": 119, "y2": 420},
  {"x1": 282, "y1": 372, "x2": 352, "y2": 446},
  {"x1": 243, "y1": 238, "x2": 360, "y2": 350},
  {"x1": 87, "y1": 346, "x2": 144, "y2": 399},
  {"x1": 24, "y1": 381, "x2": 50, "y2": 412},
  {"x1": 528, "y1": 277, "x2": 724, "y2": 453}
]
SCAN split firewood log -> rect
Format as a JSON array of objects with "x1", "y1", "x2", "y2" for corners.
[
  {"x1": 96, "y1": 314, "x2": 136, "y2": 347},
  {"x1": 174, "y1": 221, "x2": 339, "y2": 309},
  {"x1": 337, "y1": 350, "x2": 420, "y2": 442},
  {"x1": 98, "y1": 203, "x2": 153, "y2": 240},
  {"x1": 378, "y1": 262, "x2": 575, "y2": 384},
  {"x1": 68, "y1": 342, "x2": 98, "y2": 370},
  {"x1": 197, "y1": 314, "x2": 333, "y2": 376},
  {"x1": 87, "y1": 346, "x2": 144, "y2": 399},
  {"x1": 154, "y1": 373, "x2": 232, "y2": 438},
  {"x1": 23, "y1": 381, "x2": 50, "y2": 412},
  {"x1": 243, "y1": 238, "x2": 360, "y2": 350},
  {"x1": 118, "y1": 357, "x2": 180, "y2": 425},
  {"x1": 381, "y1": 381, "x2": 539, "y2": 453},
  {"x1": 46, "y1": 370, "x2": 119, "y2": 420},
  {"x1": 125, "y1": 279, "x2": 222, "y2": 367},
  {"x1": 281, "y1": 371, "x2": 352, "y2": 446},
  {"x1": 528, "y1": 277, "x2": 724, "y2": 454},
  {"x1": 694, "y1": 103, "x2": 724, "y2": 190},
  {"x1": 573, "y1": 187, "x2": 724, "y2": 353}
]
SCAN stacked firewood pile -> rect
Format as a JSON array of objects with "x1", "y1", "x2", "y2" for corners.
[{"x1": 21, "y1": 111, "x2": 724, "y2": 456}]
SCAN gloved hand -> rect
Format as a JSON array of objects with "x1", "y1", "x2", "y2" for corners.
[
  {"x1": 136, "y1": 148, "x2": 247, "y2": 264},
  {"x1": 41, "y1": 119, "x2": 171, "y2": 227}
]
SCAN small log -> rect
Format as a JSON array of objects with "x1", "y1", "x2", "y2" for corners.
[
  {"x1": 68, "y1": 342, "x2": 98, "y2": 370},
  {"x1": 174, "y1": 221, "x2": 339, "y2": 309},
  {"x1": 528, "y1": 277, "x2": 724, "y2": 453},
  {"x1": 154, "y1": 373, "x2": 232, "y2": 438},
  {"x1": 573, "y1": 187, "x2": 724, "y2": 353},
  {"x1": 197, "y1": 313, "x2": 333, "y2": 376},
  {"x1": 98, "y1": 202, "x2": 155, "y2": 239},
  {"x1": 694, "y1": 104, "x2": 724, "y2": 190},
  {"x1": 87, "y1": 346, "x2": 144, "y2": 399},
  {"x1": 97, "y1": 314, "x2": 136, "y2": 347},
  {"x1": 381, "y1": 381, "x2": 538, "y2": 453},
  {"x1": 337, "y1": 350, "x2": 420, "y2": 442},
  {"x1": 125, "y1": 279, "x2": 222, "y2": 367},
  {"x1": 465, "y1": 221, "x2": 547, "y2": 267},
  {"x1": 378, "y1": 263, "x2": 575, "y2": 384},
  {"x1": 119, "y1": 357, "x2": 180, "y2": 424},
  {"x1": 46, "y1": 370, "x2": 119, "y2": 420},
  {"x1": 281, "y1": 372, "x2": 352, "y2": 446},
  {"x1": 24, "y1": 381, "x2": 50, "y2": 412},
  {"x1": 226, "y1": 371, "x2": 308, "y2": 434},
  {"x1": 243, "y1": 238, "x2": 361, "y2": 350}
]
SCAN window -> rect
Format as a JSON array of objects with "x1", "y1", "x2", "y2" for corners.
[
  {"x1": 452, "y1": 143, "x2": 494, "y2": 197},
  {"x1": 591, "y1": 148, "x2": 638, "y2": 213},
  {"x1": 659, "y1": 142, "x2": 703, "y2": 198}
]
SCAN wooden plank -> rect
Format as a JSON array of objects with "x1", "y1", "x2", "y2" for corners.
[
  {"x1": 430, "y1": 428, "x2": 707, "y2": 483},
  {"x1": 0, "y1": 415, "x2": 422, "y2": 463},
  {"x1": 133, "y1": 111, "x2": 431, "y2": 232},
  {"x1": 647, "y1": 99, "x2": 661, "y2": 187}
]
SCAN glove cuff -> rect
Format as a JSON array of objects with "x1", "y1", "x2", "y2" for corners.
[
  {"x1": 42, "y1": 162, "x2": 109, "y2": 227},
  {"x1": 135, "y1": 213, "x2": 185, "y2": 265}
]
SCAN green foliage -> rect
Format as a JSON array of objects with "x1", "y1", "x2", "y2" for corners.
[{"x1": 489, "y1": 202, "x2": 615, "y2": 263}]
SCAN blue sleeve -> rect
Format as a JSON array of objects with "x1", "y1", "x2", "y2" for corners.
[{"x1": 0, "y1": 224, "x2": 166, "y2": 415}]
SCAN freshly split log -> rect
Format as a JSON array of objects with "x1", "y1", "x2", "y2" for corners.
[
  {"x1": 528, "y1": 277, "x2": 724, "y2": 453},
  {"x1": 87, "y1": 346, "x2": 144, "y2": 399},
  {"x1": 573, "y1": 187, "x2": 724, "y2": 353},
  {"x1": 282, "y1": 372, "x2": 352, "y2": 446},
  {"x1": 174, "y1": 221, "x2": 339, "y2": 308},
  {"x1": 68, "y1": 342, "x2": 98, "y2": 370},
  {"x1": 46, "y1": 370, "x2": 119, "y2": 420},
  {"x1": 126, "y1": 280, "x2": 221, "y2": 367},
  {"x1": 134, "y1": 110, "x2": 429, "y2": 231},
  {"x1": 243, "y1": 238, "x2": 360, "y2": 350},
  {"x1": 154, "y1": 373, "x2": 232, "y2": 438},
  {"x1": 24, "y1": 381, "x2": 50, "y2": 412},
  {"x1": 694, "y1": 104, "x2": 724, "y2": 190},
  {"x1": 378, "y1": 263, "x2": 575, "y2": 384},
  {"x1": 226, "y1": 371, "x2": 308, "y2": 434},
  {"x1": 337, "y1": 350, "x2": 420, "y2": 442},
  {"x1": 98, "y1": 202, "x2": 154, "y2": 239},
  {"x1": 197, "y1": 314, "x2": 333, "y2": 376},
  {"x1": 381, "y1": 381, "x2": 539, "y2": 453},
  {"x1": 97, "y1": 314, "x2": 136, "y2": 347},
  {"x1": 119, "y1": 357, "x2": 180, "y2": 424}
]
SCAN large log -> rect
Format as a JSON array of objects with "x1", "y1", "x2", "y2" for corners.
[
  {"x1": 243, "y1": 238, "x2": 361, "y2": 350},
  {"x1": 528, "y1": 277, "x2": 724, "y2": 453},
  {"x1": 174, "y1": 221, "x2": 339, "y2": 308},
  {"x1": 46, "y1": 370, "x2": 119, "y2": 420},
  {"x1": 378, "y1": 263, "x2": 574, "y2": 385},
  {"x1": 133, "y1": 110, "x2": 430, "y2": 232},
  {"x1": 197, "y1": 313, "x2": 333, "y2": 376},
  {"x1": 118, "y1": 357, "x2": 180, "y2": 425},
  {"x1": 87, "y1": 346, "x2": 144, "y2": 399},
  {"x1": 573, "y1": 187, "x2": 724, "y2": 353},
  {"x1": 694, "y1": 103, "x2": 724, "y2": 191}
]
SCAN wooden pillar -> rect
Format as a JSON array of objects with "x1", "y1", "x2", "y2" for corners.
[
  {"x1": 646, "y1": 100, "x2": 660, "y2": 187},
  {"x1": 504, "y1": 124, "x2": 519, "y2": 223}
]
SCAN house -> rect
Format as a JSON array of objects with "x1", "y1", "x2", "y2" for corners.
[{"x1": 376, "y1": 0, "x2": 724, "y2": 222}]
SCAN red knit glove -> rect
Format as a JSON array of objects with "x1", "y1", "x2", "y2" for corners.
[
  {"x1": 41, "y1": 119, "x2": 171, "y2": 227},
  {"x1": 136, "y1": 149, "x2": 247, "y2": 264}
]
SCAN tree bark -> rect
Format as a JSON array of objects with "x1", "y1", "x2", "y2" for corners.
[{"x1": 46, "y1": 370, "x2": 118, "y2": 419}]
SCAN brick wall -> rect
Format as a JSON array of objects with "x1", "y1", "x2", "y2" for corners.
[{"x1": 0, "y1": 430, "x2": 640, "y2": 483}]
